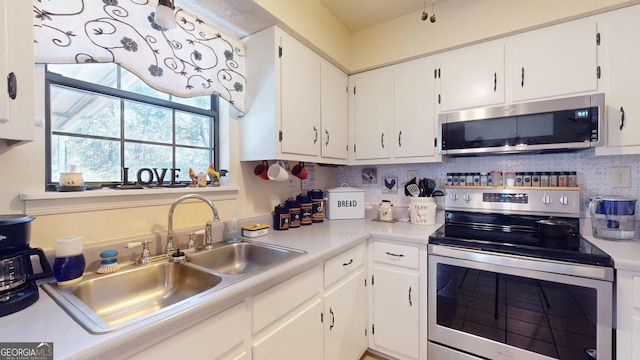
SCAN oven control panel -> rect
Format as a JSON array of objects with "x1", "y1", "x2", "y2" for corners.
[
  {"x1": 483, "y1": 192, "x2": 528, "y2": 204},
  {"x1": 444, "y1": 187, "x2": 581, "y2": 217}
]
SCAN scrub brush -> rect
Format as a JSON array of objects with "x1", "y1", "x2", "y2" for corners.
[{"x1": 96, "y1": 250, "x2": 121, "y2": 274}]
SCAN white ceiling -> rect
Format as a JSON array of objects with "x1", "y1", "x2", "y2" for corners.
[{"x1": 182, "y1": 0, "x2": 443, "y2": 38}]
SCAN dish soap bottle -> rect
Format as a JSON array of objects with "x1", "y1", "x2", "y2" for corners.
[{"x1": 226, "y1": 211, "x2": 242, "y2": 243}]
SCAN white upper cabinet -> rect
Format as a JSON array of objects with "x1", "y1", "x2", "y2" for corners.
[
  {"x1": 241, "y1": 26, "x2": 349, "y2": 164},
  {"x1": 393, "y1": 57, "x2": 438, "y2": 159},
  {"x1": 511, "y1": 18, "x2": 598, "y2": 102},
  {"x1": 439, "y1": 42, "x2": 505, "y2": 111},
  {"x1": 596, "y1": 5, "x2": 640, "y2": 153},
  {"x1": 321, "y1": 60, "x2": 349, "y2": 162},
  {"x1": 0, "y1": 0, "x2": 34, "y2": 146},
  {"x1": 280, "y1": 32, "x2": 322, "y2": 157},
  {"x1": 350, "y1": 68, "x2": 393, "y2": 162}
]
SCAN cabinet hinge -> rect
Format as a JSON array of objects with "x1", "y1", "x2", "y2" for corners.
[
  {"x1": 279, "y1": 130, "x2": 283, "y2": 142},
  {"x1": 596, "y1": 32, "x2": 601, "y2": 46},
  {"x1": 279, "y1": 46, "x2": 283, "y2": 58},
  {"x1": 597, "y1": 66, "x2": 601, "y2": 80}
]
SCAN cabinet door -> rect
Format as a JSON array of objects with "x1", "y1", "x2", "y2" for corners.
[
  {"x1": 439, "y1": 43, "x2": 505, "y2": 111},
  {"x1": 129, "y1": 302, "x2": 249, "y2": 360},
  {"x1": 599, "y1": 5, "x2": 640, "y2": 147},
  {"x1": 321, "y1": 60, "x2": 348, "y2": 161},
  {"x1": 371, "y1": 265, "x2": 420, "y2": 360},
  {"x1": 0, "y1": 0, "x2": 34, "y2": 144},
  {"x1": 512, "y1": 19, "x2": 598, "y2": 102},
  {"x1": 280, "y1": 32, "x2": 321, "y2": 157},
  {"x1": 324, "y1": 268, "x2": 368, "y2": 360},
  {"x1": 393, "y1": 58, "x2": 437, "y2": 158},
  {"x1": 252, "y1": 298, "x2": 323, "y2": 360},
  {"x1": 352, "y1": 69, "x2": 392, "y2": 161}
]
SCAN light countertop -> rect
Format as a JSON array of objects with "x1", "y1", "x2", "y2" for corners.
[{"x1": 2, "y1": 217, "x2": 639, "y2": 359}]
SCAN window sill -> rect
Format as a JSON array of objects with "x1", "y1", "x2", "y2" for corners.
[{"x1": 20, "y1": 186, "x2": 240, "y2": 215}]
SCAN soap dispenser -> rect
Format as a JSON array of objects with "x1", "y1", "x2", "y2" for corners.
[{"x1": 227, "y1": 211, "x2": 242, "y2": 243}]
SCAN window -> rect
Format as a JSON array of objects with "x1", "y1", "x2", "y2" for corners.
[{"x1": 45, "y1": 63, "x2": 219, "y2": 189}]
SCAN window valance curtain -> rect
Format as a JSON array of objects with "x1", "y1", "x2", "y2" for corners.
[{"x1": 33, "y1": 0, "x2": 246, "y2": 112}]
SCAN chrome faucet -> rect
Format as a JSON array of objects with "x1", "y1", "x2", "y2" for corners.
[{"x1": 166, "y1": 194, "x2": 220, "y2": 255}]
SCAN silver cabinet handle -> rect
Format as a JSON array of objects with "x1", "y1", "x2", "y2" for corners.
[
  {"x1": 325, "y1": 129, "x2": 329, "y2": 146},
  {"x1": 398, "y1": 131, "x2": 402, "y2": 147},
  {"x1": 313, "y1": 126, "x2": 318, "y2": 144},
  {"x1": 381, "y1": 133, "x2": 385, "y2": 148}
]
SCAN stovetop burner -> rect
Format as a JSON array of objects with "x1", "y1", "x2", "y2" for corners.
[{"x1": 429, "y1": 211, "x2": 612, "y2": 267}]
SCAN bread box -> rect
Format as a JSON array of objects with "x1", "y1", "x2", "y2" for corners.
[{"x1": 325, "y1": 184, "x2": 365, "y2": 219}]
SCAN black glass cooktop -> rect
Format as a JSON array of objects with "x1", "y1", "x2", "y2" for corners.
[{"x1": 428, "y1": 211, "x2": 612, "y2": 267}]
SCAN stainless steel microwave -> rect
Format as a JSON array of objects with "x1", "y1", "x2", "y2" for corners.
[{"x1": 438, "y1": 93, "x2": 605, "y2": 156}]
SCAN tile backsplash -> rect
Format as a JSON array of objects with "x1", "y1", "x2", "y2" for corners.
[{"x1": 336, "y1": 152, "x2": 640, "y2": 218}]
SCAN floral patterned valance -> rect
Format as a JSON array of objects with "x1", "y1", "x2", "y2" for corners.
[{"x1": 33, "y1": 0, "x2": 246, "y2": 112}]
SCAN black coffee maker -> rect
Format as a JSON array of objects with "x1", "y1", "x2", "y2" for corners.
[{"x1": 0, "y1": 215, "x2": 52, "y2": 317}]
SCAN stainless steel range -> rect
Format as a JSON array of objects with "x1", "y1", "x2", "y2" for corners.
[{"x1": 428, "y1": 187, "x2": 613, "y2": 360}]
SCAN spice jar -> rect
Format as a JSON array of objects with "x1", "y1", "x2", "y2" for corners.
[
  {"x1": 523, "y1": 172, "x2": 532, "y2": 186},
  {"x1": 459, "y1": 173, "x2": 467, "y2": 187},
  {"x1": 558, "y1": 172, "x2": 568, "y2": 187},
  {"x1": 452, "y1": 173, "x2": 460, "y2": 186},
  {"x1": 466, "y1": 173, "x2": 474, "y2": 187},
  {"x1": 532, "y1": 172, "x2": 540, "y2": 187},
  {"x1": 515, "y1": 172, "x2": 523, "y2": 187},
  {"x1": 540, "y1": 172, "x2": 550, "y2": 187},
  {"x1": 568, "y1": 171, "x2": 578, "y2": 187},
  {"x1": 550, "y1": 172, "x2": 559, "y2": 187},
  {"x1": 446, "y1": 173, "x2": 453, "y2": 187}
]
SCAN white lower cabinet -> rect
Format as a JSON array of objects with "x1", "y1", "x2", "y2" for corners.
[
  {"x1": 323, "y1": 243, "x2": 368, "y2": 360},
  {"x1": 129, "y1": 301, "x2": 250, "y2": 360},
  {"x1": 369, "y1": 239, "x2": 427, "y2": 360},
  {"x1": 253, "y1": 298, "x2": 324, "y2": 360}
]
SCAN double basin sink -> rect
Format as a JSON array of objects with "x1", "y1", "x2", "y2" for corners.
[{"x1": 42, "y1": 241, "x2": 306, "y2": 333}]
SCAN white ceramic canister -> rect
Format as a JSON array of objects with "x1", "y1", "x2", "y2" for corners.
[
  {"x1": 378, "y1": 200, "x2": 394, "y2": 221},
  {"x1": 410, "y1": 197, "x2": 437, "y2": 225}
]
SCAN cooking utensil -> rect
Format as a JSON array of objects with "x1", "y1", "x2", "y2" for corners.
[
  {"x1": 404, "y1": 177, "x2": 419, "y2": 196},
  {"x1": 406, "y1": 184, "x2": 420, "y2": 197}
]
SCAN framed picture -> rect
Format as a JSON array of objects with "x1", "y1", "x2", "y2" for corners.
[
  {"x1": 382, "y1": 177, "x2": 398, "y2": 193},
  {"x1": 362, "y1": 168, "x2": 377, "y2": 184}
]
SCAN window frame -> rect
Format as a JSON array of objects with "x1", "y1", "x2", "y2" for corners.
[{"x1": 44, "y1": 65, "x2": 219, "y2": 190}]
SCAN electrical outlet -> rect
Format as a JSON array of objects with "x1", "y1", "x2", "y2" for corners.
[
  {"x1": 611, "y1": 166, "x2": 632, "y2": 188},
  {"x1": 407, "y1": 169, "x2": 418, "y2": 181}
]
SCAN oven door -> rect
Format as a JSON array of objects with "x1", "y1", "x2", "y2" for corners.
[{"x1": 428, "y1": 245, "x2": 613, "y2": 360}]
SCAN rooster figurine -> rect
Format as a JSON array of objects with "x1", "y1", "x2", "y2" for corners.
[
  {"x1": 188, "y1": 167, "x2": 197, "y2": 187},
  {"x1": 207, "y1": 163, "x2": 220, "y2": 187}
]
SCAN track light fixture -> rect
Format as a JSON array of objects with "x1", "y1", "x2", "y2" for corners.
[
  {"x1": 155, "y1": 0, "x2": 176, "y2": 30},
  {"x1": 421, "y1": 0, "x2": 436, "y2": 23}
]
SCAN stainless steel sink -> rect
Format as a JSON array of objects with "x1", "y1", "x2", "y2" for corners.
[
  {"x1": 188, "y1": 241, "x2": 306, "y2": 275},
  {"x1": 42, "y1": 261, "x2": 226, "y2": 333},
  {"x1": 42, "y1": 241, "x2": 306, "y2": 333}
]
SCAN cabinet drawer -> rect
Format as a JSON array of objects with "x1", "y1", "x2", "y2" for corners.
[
  {"x1": 324, "y1": 243, "x2": 366, "y2": 288},
  {"x1": 252, "y1": 265, "x2": 322, "y2": 333},
  {"x1": 373, "y1": 241, "x2": 420, "y2": 269}
]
